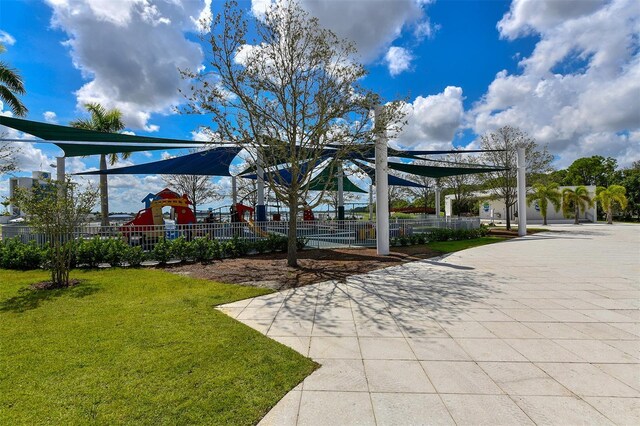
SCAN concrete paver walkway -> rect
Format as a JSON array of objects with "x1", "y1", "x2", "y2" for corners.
[{"x1": 219, "y1": 224, "x2": 640, "y2": 425}]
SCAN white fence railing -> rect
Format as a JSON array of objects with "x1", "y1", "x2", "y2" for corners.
[{"x1": 1, "y1": 217, "x2": 480, "y2": 251}]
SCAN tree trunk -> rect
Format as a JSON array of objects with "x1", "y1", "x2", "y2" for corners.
[
  {"x1": 543, "y1": 212, "x2": 547, "y2": 226},
  {"x1": 607, "y1": 206, "x2": 613, "y2": 224},
  {"x1": 574, "y1": 204, "x2": 580, "y2": 225},
  {"x1": 287, "y1": 201, "x2": 298, "y2": 267},
  {"x1": 100, "y1": 154, "x2": 109, "y2": 227}
]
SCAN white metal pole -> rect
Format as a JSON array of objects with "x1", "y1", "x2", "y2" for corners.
[
  {"x1": 435, "y1": 187, "x2": 441, "y2": 219},
  {"x1": 231, "y1": 175, "x2": 238, "y2": 205},
  {"x1": 374, "y1": 105, "x2": 389, "y2": 255},
  {"x1": 369, "y1": 184, "x2": 374, "y2": 221},
  {"x1": 256, "y1": 149, "x2": 266, "y2": 221},
  {"x1": 56, "y1": 156, "x2": 65, "y2": 199},
  {"x1": 517, "y1": 146, "x2": 527, "y2": 236},
  {"x1": 337, "y1": 163, "x2": 344, "y2": 220},
  {"x1": 56, "y1": 156, "x2": 65, "y2": 182}
]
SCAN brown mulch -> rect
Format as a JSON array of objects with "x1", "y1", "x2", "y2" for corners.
[
  {"x1": 171, "y1": 246, "x2": 442, "y2": 291},
  {"x1": 30, "y1": 279, "x2": 81, "y2": 291}
]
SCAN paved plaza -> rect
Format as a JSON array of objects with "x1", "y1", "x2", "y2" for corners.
[{"x1": 219, "y1": 224, "x2": 640, "y2": 425}]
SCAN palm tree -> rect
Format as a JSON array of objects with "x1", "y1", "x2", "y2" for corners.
[
  {"x1": 562, "y1": 186, "x2": 594, "y2": 225},
  {"x1": 527, "y1": 182, "x2": 562, "y2": 225},
  {"x1": 0, "y1": 44, "x2": 27, "y2": 116},
  {"x1": 70, "y1": 103, "x2": 127, "y2": 226},
  {"x1": 595, "y1": 185, "x2": 627, "y2": 224}
]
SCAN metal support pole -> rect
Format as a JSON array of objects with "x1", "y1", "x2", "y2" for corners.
[
  {"x1": 56, "y1": 156, "x2": 65, "y2": 182},
  {"x1": 256, "y1": 150, "x2": 266, "y2": 221},
  {"x1": 231, "y1": 175, "x2": 238, "y2": 206},
  {"x1": 374, "y1": 105, "x2": 389, "y2": 255},
  {"x1": 337, "y1": 163, "x2": 344, "y2": 220},
  {"x1": 435, "y1": 187, "x2": 441, "y2": 219},
  {"x1": 369, "y1": 184, "x2": 374, "y2": 221},
  {"x1": 56, "y1": 156, "x2": 65, "y2": 198},
  {"x1": 517, "y1": 146, "x2": 527, "y2": 236}
]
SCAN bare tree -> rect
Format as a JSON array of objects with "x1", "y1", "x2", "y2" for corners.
[
  {"x1": 322, "y1": 190, "x2": 359, "y2": 218},
  {"x1": 480, "y1": 126, "x2": 553, "y2": 229},
  {"x1": 403, "y1": 160, "x2": 435, "y2": 212},
  {"x1": 182, "y1": 0, "x2": 403, "y2": 266},
  {"x1": 441, "y1": 152, "x2": 480, "y2": 217},
  {"x1": 162, "y1": 174, "x2": 223, "y2": 216},
  {"x1": 0, "y1": 132, "x2": 18, "y2": 175}
]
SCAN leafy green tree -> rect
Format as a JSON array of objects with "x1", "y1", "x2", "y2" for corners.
[
  {"x1": 619, "y1": 164, "x2": 640, "y2": 219},
  {"x1": 527, "y1": 182, "x2": 562, "y2": 225},
  {"x1": 12, "y1": 179, "x2": 98, "y2": 288},
  {"x1": 595, "y1": 185, "x2": 628, "y2": 224},
  {"x1": 70, "y1": 103, "x2": 127, "y2": 227},
  {"x1": 562, "y1": 186, "x2": 594, "y2": 225},
  {"x1": 0, "y1": 43, "x2": 27, "y2": 116},
  {"x1": 564, "y1": 156, "x2": 618, "y2": 187}
]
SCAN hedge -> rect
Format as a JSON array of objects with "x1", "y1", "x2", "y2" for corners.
[{"x1": 0, "y1": 233, "x2": 292, "y2": 270}]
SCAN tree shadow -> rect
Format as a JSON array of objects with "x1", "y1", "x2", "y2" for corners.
[{"x1": 0, "y1": 282, "x2": 100, "y2": 313}]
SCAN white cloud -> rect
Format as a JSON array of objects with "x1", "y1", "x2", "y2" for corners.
[
  {"x1": 0, "y1": 30, "x2": 16, "y2": 46},
  {"x1": 252, "y1": 0, "x2": 434, "y2": 62},
  {"x1": 498, "y1": 0, "x2": 608, "y2": 40},
  {"x1": 469, "y1": 0, "x2": 640, "y2": 167},
  {"x1": 392, "y1": 86, "x2": 465, "y2": 150},
  {"x1": 43, "y1": 111, "x2": 58, "y2": 123},
  {"x1": 45, "y1": 0, "x2": 209, "y2": 130},
  {"x1": 385, "y1": 46, "x2": 414, "y2": 76}
]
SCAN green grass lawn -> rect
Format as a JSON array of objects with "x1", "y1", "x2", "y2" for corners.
[
  {"x1": 0, "y1": 269, "x2": 317, "y2": 425},
  {"x1": 426, "y1": 236, "x2": 507, "y2": 253}
]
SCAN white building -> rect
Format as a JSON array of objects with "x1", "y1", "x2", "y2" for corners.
[
  {"x1": 8, "y1": 171, "x2": 52, "y2": 216},
  {"x1": 445, "y1": 185, "x2": 597, "y2": 224}
]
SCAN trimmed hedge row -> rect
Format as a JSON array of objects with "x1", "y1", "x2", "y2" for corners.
[
  {"x1": 391, "y1": 226, "x2": 489, "y2": 247},
  {"x1": 0, "y1": 233, "x2": 294, "y2": 270}
]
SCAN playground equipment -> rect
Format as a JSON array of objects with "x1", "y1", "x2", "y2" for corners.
[{"x1": 120, "y1": 188, "x2": 196, "y2": 243}]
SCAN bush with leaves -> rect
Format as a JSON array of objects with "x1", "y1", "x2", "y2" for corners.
[
  {"x1": 124, "y1": 245, "x2": 146, "y2": 267},
  {"x1": 104, "y1": 238, "x2": 130, "y2": 266},
  {"x1": 0, "y1": 238, "x2": 45, "y2": 270},
  {"x1": 170, "y1": 237, "x2": 191, "y2": 262},
  {"x1": 76, "y1": 237, "x2": 107, "y2": 268},
  {"x1": 151, "y1": 238, "x2": 174, "y2": 265}
]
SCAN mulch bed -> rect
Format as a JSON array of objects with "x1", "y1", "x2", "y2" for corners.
[{"x1": 170, "y1": 246, "x2": 442, "y2": 291}]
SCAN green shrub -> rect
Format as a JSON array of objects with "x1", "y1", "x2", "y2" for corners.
[
  {"x1": 266, "y1": 233, "x2": 287, "y2": 252},
  {"x1": 254, "y1": 239, "x2": 269, "y2": 254},
  {"x1": 151, "y1": 238, "x2": 173, "y2": 264},
  {"x1": 76, "y1": 237, "x2": 107, "y2": 268},
  {"x1": 103, "y1": 238, "x2": 130, "y2": 266},
  {"x1": 0, "y1": 238, "x2": 45, "y2": 270},
  {"x1": 124, "y1": 245, "x2": 146, "y2": 267},
  {"x1": 170, "y1": 237, "x2": 191, "y2": 262},
  {"x1": 296, "y1": 237, "x2": 308, "y2": 250}
]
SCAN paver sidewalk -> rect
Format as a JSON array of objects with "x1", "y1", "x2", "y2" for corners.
[{"x1": 219, "y1": 224, "x2": 640, "y2": 425}]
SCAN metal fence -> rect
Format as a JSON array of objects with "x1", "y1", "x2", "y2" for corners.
[{"x1": 1, "y1": 217, "x2": 480, "y2": 251}]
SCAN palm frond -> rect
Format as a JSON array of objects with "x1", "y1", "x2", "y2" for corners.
[{"x1": 0, "y1": 85, "x2": 27, "y2": 116}]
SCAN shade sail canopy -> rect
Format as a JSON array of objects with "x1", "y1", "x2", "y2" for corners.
[
  {"x1": 387, "y1": 161, "x2": 506, "y2": 178},
  {"x1": 307, "y1": 165, "x2": 367, "y2": 193},
  {"x1": 76, "y1": 147, "x2": 242, "y2": 176},
  {"x1": 241, "y1": 155, "x2": 331, "y2": 185},
  {"x1": 353, "y1": 161, "x2": 425, "y2": 188},
  {"x1": 0, "y1": 116, "x2": 205, "y2": 157},
  {"x1": 340, "y1": 144, "x2": 503, "y2": 160}
]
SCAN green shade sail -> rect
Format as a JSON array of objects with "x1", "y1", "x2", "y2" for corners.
[
  {"x1": 307, "y1": 165, "x2": 367, "y2": 193},
  {"x1": 0, "y1": 116, "x2": 205, "y2": 157}
]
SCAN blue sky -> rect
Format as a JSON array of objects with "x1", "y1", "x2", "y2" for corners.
[{"x1": 0, "y1": 0, "x2": 638, "y2": 212}]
